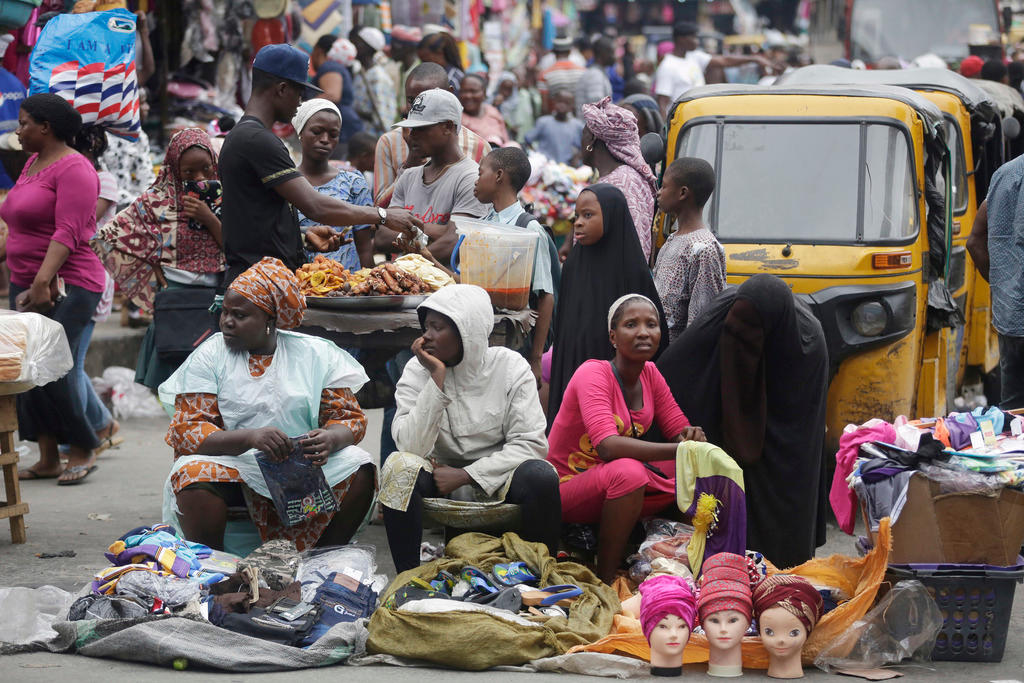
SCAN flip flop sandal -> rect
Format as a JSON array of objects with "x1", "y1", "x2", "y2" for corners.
[
  {"x1": 57, "y1": 464, "x2": 98, "y2": 486},
  {"x1": 519, "y1": 584, "x2": 583, "y2": 607},
  {"x1": 465, "y1": 586, "x2": 523, "y2": 612},
  {"x1": 491, "y1": 561, "x2": 539, "y2": 587},
  {"x1": 95, "y1": 435, "x2": 124, "y2": 456},
  {"x1": 388, "y1": 584, "x2": 454, "y2": 609},
  {"x1": 460, "y1": 565, "x2": 498, "y2": 594},
  {"x1": 429, "y1": 570, "x2": 457, "y2": 594}
]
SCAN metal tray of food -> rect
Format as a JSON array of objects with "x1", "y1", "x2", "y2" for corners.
[{"x1": 305, "y1": 294, "x2": 430, "y2": 311}]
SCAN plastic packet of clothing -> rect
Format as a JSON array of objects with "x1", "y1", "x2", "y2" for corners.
[
  {"x1": 0, "y1": 311, "x2": 73, "y2": 389},
  {"x1": 814, "y1": 580, "x2": 942, "y2": 673},
  {"x1": 296, "y1": 544, "x2": 387, "y2": 602},
  {"x1": 639, "y1": 518, "x2": 695, "y2": 563},
  {"x1": 68, "y1": 594, "x2": 155, "y2": 621},
  {"x1": 919, "y1": 461, "x2": 1004, "y2": 495},
  {"x1": 113, "y1": 570, "x2": 203, "y2": 608},
  {"x1": 239, "y1": 539, "x2": 302, "y2": 591}
]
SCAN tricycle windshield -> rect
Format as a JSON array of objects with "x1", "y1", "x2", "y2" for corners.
[
  {"x1": 679, "y1": 121, "x2": 919, "y2": 244},
  {"x1": 850, "y1": 0, "x2": 999, "y2": 64}
]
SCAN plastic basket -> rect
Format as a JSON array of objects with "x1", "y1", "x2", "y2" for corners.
[
  {"x1": 887, "y1": 559, "x2": 1024, "y2": 662},
  {"x1": 0, "y1": 0, "x2": 41, "y2": 31}
]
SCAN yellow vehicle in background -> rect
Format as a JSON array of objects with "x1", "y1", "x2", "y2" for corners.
[
  {"x1": 778, "y1": 66, "x2": 1014, "y2": 410},
  {"x1": 664, "y1": 80, "x2": 1002, "y2": 452}
]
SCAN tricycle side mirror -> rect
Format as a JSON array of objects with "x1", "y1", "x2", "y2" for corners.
[{"x1": 640, "y1": 132, "x2": 666, "y2": 169}]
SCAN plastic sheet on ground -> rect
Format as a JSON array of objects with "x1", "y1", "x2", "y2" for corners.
[
  {"x1": 571, "y1": 517, "x2": 894, "y2": 668},
  {"x1": 0, "y1": 586, "x2": 75, "y2": 648}
]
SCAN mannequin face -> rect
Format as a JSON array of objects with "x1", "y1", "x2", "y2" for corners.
[
  {"x1": 759, "y1": 607, "x2": 808, "y2": 663},
  {"x1": 648, "y1": 613, "x2": 690, "y2": 665},
  {"x1": 704, "y1": 609, "x2": 750, "y2": 651}
]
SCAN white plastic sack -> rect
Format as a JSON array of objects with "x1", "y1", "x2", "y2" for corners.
[
  {"x1": 0, "y1": 585, "x2": 75, "y2": 647},
  {"x1": 0, "y1": 311, "x2": 73, "y2": 390},
  {"x1": 91, "y1": 366, "x2": 163, "y2": 419}
]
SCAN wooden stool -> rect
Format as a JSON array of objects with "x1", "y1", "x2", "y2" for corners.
[{"x1": 0, "y1": 393, "x2": 27, "y2": 543}]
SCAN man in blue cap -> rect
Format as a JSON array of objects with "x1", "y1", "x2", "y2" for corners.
[{"x1": 219, "y1": 43, "x2": 422, "y2": 286}]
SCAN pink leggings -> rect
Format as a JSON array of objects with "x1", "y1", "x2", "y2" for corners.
[{"x1": 559, "y1": 458, "x2": 676, "y2": 524}]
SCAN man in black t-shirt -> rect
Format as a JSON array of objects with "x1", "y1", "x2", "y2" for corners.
[{"x1": 220, "y1": 44, "x2": 422, "y2": 286}]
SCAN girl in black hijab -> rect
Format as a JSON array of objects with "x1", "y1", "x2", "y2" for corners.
[
  {"x1": 656, "y1": 274, "x2": 830, "y2": 568},
  {"x1": 548, "y1": 184, "x2": 668, "y2": 428}
]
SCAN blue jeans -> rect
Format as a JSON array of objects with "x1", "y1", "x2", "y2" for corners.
[
  {"x1": 999, "y1": 333, "x2": 1024, "y2": 410},
  {"x1": 74, "y1": 320, "x2": 112, "y2": 432}
]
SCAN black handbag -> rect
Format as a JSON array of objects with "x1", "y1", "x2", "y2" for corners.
[{"x1": 152, "y1": 286, "x2": 219, "y2": 361}]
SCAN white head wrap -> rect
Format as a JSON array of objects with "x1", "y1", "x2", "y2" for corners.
[
  {"x1": 607, "y1": 293, "x2": 658, "y2": 331},
  {"x1": 291, "y1": 99, "x2": 342, "y2": 135}
]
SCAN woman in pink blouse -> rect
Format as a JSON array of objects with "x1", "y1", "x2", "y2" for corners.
[
  {"x1": 459, "y1": 73, "x2": 510, "y2": 147},
  {"x1": 2, "y1": 94, "x2": 106, "y2": 485},
  {"x1": 547, "y1": 294, "x2": 705, "y2": 583}
]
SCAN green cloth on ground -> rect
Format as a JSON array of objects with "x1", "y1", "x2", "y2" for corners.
[{"x1": 367, "y1": 531, "x2": 620, "y2": 670}]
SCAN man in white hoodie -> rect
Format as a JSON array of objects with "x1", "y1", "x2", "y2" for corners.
[{"x1": 379, "y1": 285, "x2": 561, "y2": 573}]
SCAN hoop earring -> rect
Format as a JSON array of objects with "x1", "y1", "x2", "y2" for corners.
[{"x1": 586, "y1": 144, "x2": 594, "y2": 152}]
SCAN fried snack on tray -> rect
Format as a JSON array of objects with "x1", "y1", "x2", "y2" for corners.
[
  {"x1": 296, "y1": 255, "x2": 350, "y2": 296},
  {"x1": 393, "y1": 254, "x2": 455, "y2": 291},
  {"x1": 348, "y1": 263, "x2": 430, "y2": 296}
]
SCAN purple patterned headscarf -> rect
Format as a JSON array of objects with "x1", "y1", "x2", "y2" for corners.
[{"x1": 582, "y1": 97, "x2": 658, "y2": 194}]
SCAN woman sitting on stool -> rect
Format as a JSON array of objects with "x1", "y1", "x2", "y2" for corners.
[
  {"x1": 160, "y1": 257, "x2": 376, "y2": 551},
  {"x1": 547, "y1": 295, "x2": 705, "y2": 584},
  {"x1": 380, "y1": 284, "x2": 561, "y2": 573}
]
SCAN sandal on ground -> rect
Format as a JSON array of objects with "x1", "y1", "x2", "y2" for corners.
[
  {"x1": 519, "y1": 584, "x2": 583, "y2": 607},
  {"x1": 465, "y1": 586, "x2": 523, "y2": 612},
  {"x1": 18, "y1": 466, "x2": 61, "y2": 480},
  {"x1": 57, "y1": 463, "x2": 98, "y2": 486},
  {"x1": 95, "y1": 435, "x2": 124, "y2": 456},
  {"x1": 491, "y1": 561, "x2": 539, "y2": 587}
]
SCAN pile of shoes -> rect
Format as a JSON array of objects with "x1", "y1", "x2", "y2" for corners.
[{"x1": 384, "y1": 562, "x2": 582, "y2": 619}]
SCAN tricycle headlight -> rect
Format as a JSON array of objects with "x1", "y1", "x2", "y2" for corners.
[{"x1": 851, "y1": 301, "x2": 887, "y2": 337}]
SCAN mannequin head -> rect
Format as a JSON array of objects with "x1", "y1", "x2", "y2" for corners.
[
  {"x1": 752, "y1": 575, "x2": 823, "y2": 680},
  {"x1": 698, "y1": 553, "x2": 754, "y2": 677},
  {"x1": 639, "y1": 574, "x2": 698, "y2": 672},
  {"x1": 758, "y1": 607, "x2": 808, "y2": 678}
]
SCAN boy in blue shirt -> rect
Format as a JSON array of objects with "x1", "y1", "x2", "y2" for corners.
[
  {"x1": 474, "y1": 147, "x2": 557, "y2": 386},
  {"x1": 524, "y1": 89, "x2": 584, "y2": 165}
]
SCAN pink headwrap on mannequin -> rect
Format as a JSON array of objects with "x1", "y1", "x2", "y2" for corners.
[{"x1": 638, "y1": 574, "x2": 698, "y2": 641}]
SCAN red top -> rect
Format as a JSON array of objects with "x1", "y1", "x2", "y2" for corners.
[
  {"x1": 546, "y1": 359, "x2": 691, "y2": 481},
  {"x1": 1, "y1": 153, "x2": 105, "y2": 292}
]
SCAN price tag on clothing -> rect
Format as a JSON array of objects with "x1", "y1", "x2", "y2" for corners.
[
  {"x1": 1012, "y1": 417, "x2": 1023, "y2": 437},
  {"x1": 979, "y1": 417, "x2": 998, "y2": 447},
  {"x1": 969, "y1": 431, "x2": 985, "y2": 450}
]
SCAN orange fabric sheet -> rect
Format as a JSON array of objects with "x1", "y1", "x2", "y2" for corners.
[{"x1": 570, "y1": 517, "x2": 893, "y2": 669}]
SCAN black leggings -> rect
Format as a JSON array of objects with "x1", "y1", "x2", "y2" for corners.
[{"x1": 383, "y1": 459, "x2": 562, "y2": 574}]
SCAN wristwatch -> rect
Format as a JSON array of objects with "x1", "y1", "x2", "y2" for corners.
[{"x1": 376, "y1": 207, "x2": 387, "y2": 225}]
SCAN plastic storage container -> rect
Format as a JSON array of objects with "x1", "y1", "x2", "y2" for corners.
[
  {"x1": 451, "y1": 218, "x2": 538, "y2": 310},
  {"x1": 887, "y1": 558, "x2": 1024, "y2": 662}
]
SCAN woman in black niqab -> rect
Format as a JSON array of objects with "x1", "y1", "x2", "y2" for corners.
[
  {"x1": 547, "y1": 184, "x2": 668, "y2": 429},
  {"x1": 656, "y1": 274, "x2": 830, "y2": 568}
]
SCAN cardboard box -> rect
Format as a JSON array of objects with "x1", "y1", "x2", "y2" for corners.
[{"x1": 865, "y1": 472, "x2": 1024, "y2": 566}]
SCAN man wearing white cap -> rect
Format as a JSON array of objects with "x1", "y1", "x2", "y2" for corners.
[
  {"x1": 351, "y1": 26, "x2": 396, "y2": 136},
  {"x1": 377, "y1": 88, "x2": 489, "y2": 265}
]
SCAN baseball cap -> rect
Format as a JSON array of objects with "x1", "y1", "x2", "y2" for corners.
[
  {"x1": 252, "y1": 44, "x2": 323, "y2": 96},
  {"x1": 673, "y1": 21, "x2": 699, "y2": 38},
  {"x1": 960, "y1": 55, "x2": 984, "y2": 78},
  {"x1": 357, "y1": 26, "x2": 386, "y2": 53},
  {"x1": 393, "y1": 88, "x2": 462, "y2": 130}
]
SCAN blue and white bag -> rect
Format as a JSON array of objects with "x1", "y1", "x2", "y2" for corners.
[{"x1": 28, "y1": 9, "x2": 140, "y2": 139}]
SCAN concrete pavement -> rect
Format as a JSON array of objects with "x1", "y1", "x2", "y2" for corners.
[{"x1": 1, "y1": 410, "x2": 1023, "y2": 681}]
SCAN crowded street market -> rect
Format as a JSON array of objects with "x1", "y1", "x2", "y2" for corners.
[{"x1": 1, "y1": 1, "x2": 1024, "y2": 680}]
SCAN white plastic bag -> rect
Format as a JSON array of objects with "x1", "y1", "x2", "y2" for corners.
[
  {"x1": 91, "y1": 366, "x2": 164, "y2": 419},
  {"x1": 0, "y1": 585, "x2": 75, "y2": 646},
  {"x1": 0, "y1": 310, "x2": 73, "y2": 389}
]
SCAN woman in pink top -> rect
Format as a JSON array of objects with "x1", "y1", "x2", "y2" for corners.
[
  {"x1": 1, "y1": 94, "x2": 106, "y2": 485},
  {"x1": 547, "y1": 294, "x2": 705, "y2": 583},
  {"x1": 459, "y1": 73, "x2": 510, "y2": 147}
]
